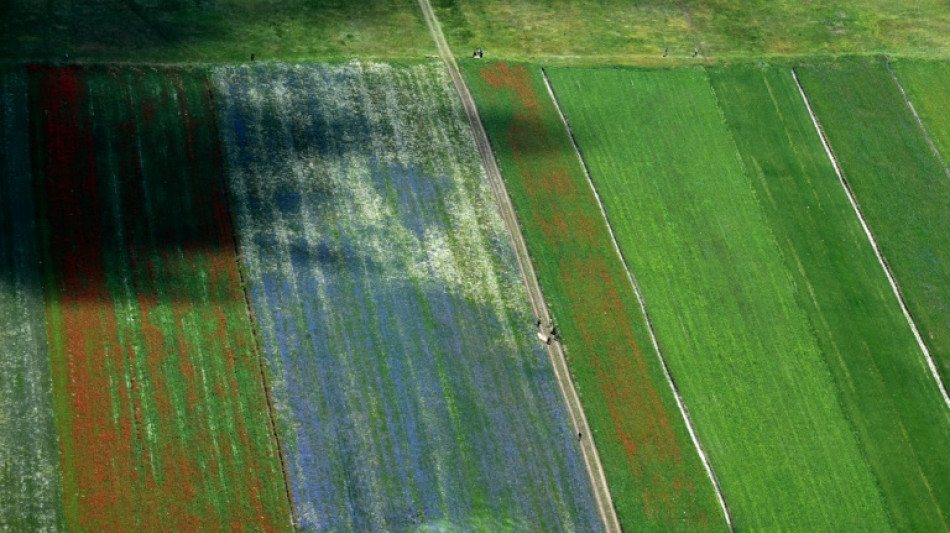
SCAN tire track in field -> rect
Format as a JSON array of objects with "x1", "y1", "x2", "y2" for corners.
[
  {"x1": 792, "y1": 68, "x2": 950, "y2": 411},
  {"x1": 884, "y1": 58, "x2": 950, "y2": 182},
  {"x1": 416, "y1": 1, "x2": 620, "y2": 531},
  {"x1": 540, "y1": 67, "x2": 734, "y2": 532}
]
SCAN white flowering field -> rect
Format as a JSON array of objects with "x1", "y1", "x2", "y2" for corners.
[
  {"x1": 0, "y1": 70, "x2": 64, "y2": 531},
  {"x1": 213, "y1": 62, "x2": 601, "y2": 531}
]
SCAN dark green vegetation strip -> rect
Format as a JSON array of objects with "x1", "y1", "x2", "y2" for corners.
[
  {"x1": 437, "y1": 1, "x2": 950, "y2": 65},
  {"x1": 709, "y1": 65, "x2": 950, "y2": 531},
  {"x1": 29, "y1": 65, "x2": 291, "y2": 531},
  {"x1": 0, "y1": 68, "x2": 65, "y2": 531},
  {"x1": 545, "y1": 66, "x2": 891, "y2": 530},
  {"x1": 2, "y1": 1, "x2": 433, "y2": 63},
  {"x1": 462, "y1": 60, "x2": 726, "y2": 532},
  {"x1": 796, "y1": 58, "x2": 950, "y2": 389}
]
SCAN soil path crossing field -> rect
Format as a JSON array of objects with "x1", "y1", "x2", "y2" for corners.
[
  {"x1": 540, "y1": 67, "x2": 734, "y2": 532},
  {"x1": 792, "y1": 69, "x2": 950, "y2": 411},
  {"x1": 416, "y1": 1, "x2": 621, "y2": 531}
]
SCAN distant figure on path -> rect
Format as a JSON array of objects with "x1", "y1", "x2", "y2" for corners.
[
  {"x1": 578, "y1": 432, "x2": 582, "y2": 441},
  {"x1": 663, "y1": 47, "x2": 668, "y2": 57},
  {"x1": 251, "y1": 53, "x2": 255, "y2": 61},
  {"x1": 692, "y1": 47, "x2": 699, "y2": 57}
]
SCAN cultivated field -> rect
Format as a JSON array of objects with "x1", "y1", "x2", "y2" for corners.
[
  {"x1": 891, "y1": 59, "x2": 950, "y2": 180},
  {"x1": 4, "y1": 1, "x2": 950, "y2": 529},
  {"x1": 709, "y1": 64, "x2": 950, "y2": 531},
  {"x1": 29, "y1": 66, "x2": 291, "y2": 531},
  {"x1": 0, "y1": 69, "x2": 65, "y2": 531},
  {"x1": 796, "y1": 58, "x2": 950, "y2": 389},
  {"x1": 545, "y1": 66, "x2": 890, "y2": 530},
  {"x1": 461, "y1": 60, "x2": 725, "y2": 532},
  {"x1": 213, "y1": 62, "x2": 601, "y2": 532}
]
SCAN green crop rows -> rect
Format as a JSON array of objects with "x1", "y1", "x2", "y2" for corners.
[
  {"x1": 709, "y1": 65, "x2": 950, "y2": 531},
  {"x1": 797, "y1": 58, "x2": 950, "y2": 388},
  {"x1": 545, "y1": 66, "x2": 891, "y2": 530}
]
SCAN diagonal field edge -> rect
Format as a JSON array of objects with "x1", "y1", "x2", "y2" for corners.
[
  {"x1": 211, "y1": 122, "x2": 300, "y2": 531},
  {"x1": 415, "y1": 1, "x2": 621, "y2": 531},
  {"x1": 791, "y1": 68, "x2": 950, "y2": 411},
  {"x1": 883, "y1": 59, "x2": 950, "y2": 182},
  {"x1": 540, "y1": 66, "x2": 735, "y2": 533}
]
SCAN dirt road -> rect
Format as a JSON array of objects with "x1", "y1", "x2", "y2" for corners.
[{"x1": 415, "y1": 1, "x2": 621, "y2": 531}]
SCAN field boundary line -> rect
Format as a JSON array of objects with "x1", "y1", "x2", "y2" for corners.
[
  {"x1": 207, "y1": 82, "x2": 299, "y2": 529},
  {"x1": 416, "y1": 1, "x2": 620, "y2": 530},
  {"x1": 884, "y1": 58, "x2": 950, "y2": 182},
  {"x1": 540, "y1": 67, "x2": 734, "y2": 532},
  {"x1": 792, "y1": 68, "x2": 950, "y2": 410}
]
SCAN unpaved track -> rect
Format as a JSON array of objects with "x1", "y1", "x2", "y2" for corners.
[
  {"x1": 792, "y1": 68, "x2": 950, "y2": 411},
  {"x1": 540, "y1": 67, "x2": 734, "y2": 532},
  {"x1": 416, "y1": 1, "x2": 621, "y2": 531}
]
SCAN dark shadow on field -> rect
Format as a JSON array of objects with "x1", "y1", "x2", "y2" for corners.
[
  {"x1": 4, "y1": 64, "x2": 401, "y2": 304},
  {"x1": 0, "y1": 0, "x2": 433, "y2": 63},
  {"x1": 17, "y1": 64, "x2": 258, "y2": 304}
]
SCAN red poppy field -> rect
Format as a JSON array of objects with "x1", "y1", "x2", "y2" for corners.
[
  {"x1": 461, "y1": 61, "x2": 725, "y2": 532},
  {"x1": 27, "y1": 66, "x2": 292, "y2": 531}
]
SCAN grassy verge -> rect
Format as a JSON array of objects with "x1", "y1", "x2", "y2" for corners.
[
  {"x1": 709, "y1": 64, "x2": 950, "y2": 531},
  {"x1": 1, "y1": 0, "x2": 434, "y2": 64},
  {"x1": 545, "y1": 65, "x2": 890, "y2": 530},
  {"x1": 462, "y1": 60, "x2": 726, "y2": 532},
  {"x1": 796, "y1": 57, "x2": 950, "y2": 389},
  {"x1": 436, "y1": 0, "x2": 950, "y2": 65}
]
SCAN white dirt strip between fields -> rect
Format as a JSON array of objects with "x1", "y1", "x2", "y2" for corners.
[
  {"x1": 416, "y1": 1, "x2": 621, "y2": 531},
  {"x1": 540, "y1": 67, "x2": 735, "y2": 533},
  {"x1": 792, "y1": 68, "x2": 950, "y2": 411}
]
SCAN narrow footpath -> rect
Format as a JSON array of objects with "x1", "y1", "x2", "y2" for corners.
[{"x1": 415, "y1": 1, "x2": 621, "y2": 531}]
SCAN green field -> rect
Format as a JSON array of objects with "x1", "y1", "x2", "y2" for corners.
[
  {"x1": 545, "y1": 66, "x2": 890, "y2": 530},
  {"x1": 0, "y1": 69, "x2": 65, "y2": 532},
  {"x1": 462, "y1": 61, "x2": 726, "y2": 531},
  {"x1": 709, "y1": 64, "x2": 950, "y2": 531},
  {"x1": 892, "y1": 59, "x2": 950, "y2": 176},
  {"x1": 1, "y1": 0, "x2": 433, "y2": 64},
  {"x1": 796, "y1": 58, "x2": 950, "y2": 389},
  {"x1": 437, "y1": 0, "x2": 950, "y2": 65}
]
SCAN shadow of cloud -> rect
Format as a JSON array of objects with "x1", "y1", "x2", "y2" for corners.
[{"x1": 0, "y1": 0, "x2": 433, "y2": 63}]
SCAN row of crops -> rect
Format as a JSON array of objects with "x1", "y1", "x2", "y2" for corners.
[
  {"x1": 0, "y1": 63, "x2": 599, "y2": 531},
  {"x1": 465, "y1": 58, "x2": 950, "y2": 531},
  {"x1": 1, "y1": 57, "x2": 949, "y2": 531}
]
